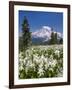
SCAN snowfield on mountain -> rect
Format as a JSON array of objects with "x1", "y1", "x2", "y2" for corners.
[
  {"x1": 19, "y1": 26, "x2": 63, "y2": 43},
  {"x1": 32, "y1": 26, "x2": 63, "y2": 42}
]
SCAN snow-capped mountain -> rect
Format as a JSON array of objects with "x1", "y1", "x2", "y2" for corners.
[
  {"x1": 32, "y1": 26, "x2": 62, "y2": 43},
  {"x1": 19, "y1": 26, "x2": 63, "y2": 44},
  {"x1": 32, "y1": 26, "x2": 52, "y2": 41}
]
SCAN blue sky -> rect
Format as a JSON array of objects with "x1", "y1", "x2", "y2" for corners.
[{"x1": 19, "y1": 10, "x2": 63, "y2": 33}]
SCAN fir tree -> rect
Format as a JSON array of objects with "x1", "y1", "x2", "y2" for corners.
[
  {"x1": 21, "y1": 16, "x2": 31, "y2": 51},
  {"x1": 54, "y1": 33, "x2": 58, "y2": 44},
  {"x1": 59, "y1": 38, "x2": 63, "y2": 44},
  {"x1": 50, "y1": 28, "x2": 58, "y2": 45},
  {"x1": 50, "y1": 32, "x2": 55, "y2": 44}
]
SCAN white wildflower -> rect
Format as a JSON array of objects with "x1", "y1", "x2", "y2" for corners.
[
  {"x1": 54, "y1": 50, "x2": 60, "y2": 57},
  {"x1": 49, "y1": 67, "x2": 53, "y2": 72},
  {"x1": 19, "y1": 65, "x2": 24, "y2": 71},
  {"x1": 38, "y1": 68, "x2": 44, "y2": 77}
]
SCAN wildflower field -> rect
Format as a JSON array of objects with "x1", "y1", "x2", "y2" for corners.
[{"x1": 19, "y1": 45, "x2": 63, "y2": 79}]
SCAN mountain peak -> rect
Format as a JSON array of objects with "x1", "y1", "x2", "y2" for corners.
[
  {"x1": 32, "y1": 25, "x2": 62, "y2": 42},
  {"x1": 19, "y1": 25, "x2": 62, "y2": 44},
  {"x1": 32, "y1": 26, "x2": 52, "y2": 39}
]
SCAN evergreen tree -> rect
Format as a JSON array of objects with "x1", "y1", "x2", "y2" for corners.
[
  {"x1": 59, "y1": 38, "x2": 63, "y2": 44},
  {"x1": 49, "y1": 28, "x2": 58, "y2": 45},
  {"x1": 50, "y1": 32, "x2": 55, "y2": 44},
  {"x1": 54, "y1": 33, "x2": 58, "y2": 44},
  {"x1": 21, "y1": 16, "x2": 31, "y2": 51}
]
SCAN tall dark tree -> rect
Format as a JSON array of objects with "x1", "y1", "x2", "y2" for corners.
[
  {"x1": 21, "y1": 16, "x2": 31, "y2": 51},
  {"x1": 59, "y1": 38, "x2": 63, "y2": 44},
  {"x1": 54, "y1": 33, "x2": 58, "y2": 44},
  {"x1": 50, "y1": 31, "x2": 55, "y2": 44},
  {"x1": 49, "y1": 27, "x2": 58, "y2": 45}
]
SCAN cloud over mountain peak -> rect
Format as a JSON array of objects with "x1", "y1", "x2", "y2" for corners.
[{"x1": 42, "y1": 26, "x2": 52, "y2": 31}]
